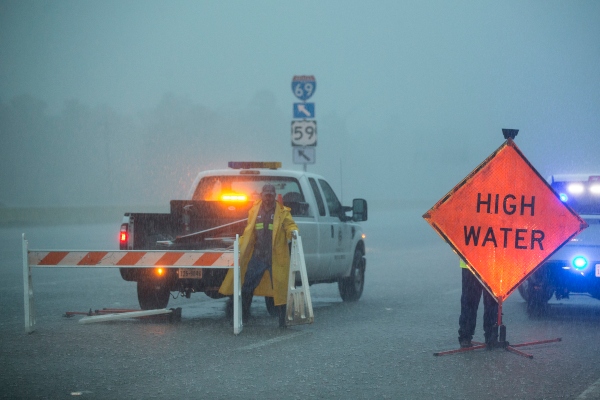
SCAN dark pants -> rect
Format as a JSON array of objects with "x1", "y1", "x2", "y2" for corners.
[
  {"x1": 458, "y1": 268, "x2": 498, "y2": 341},
  {"x1": 240, "y1": 256, "x2": 285, "y2": 326},
  {"x1": 242, "y1": 256, "x2": 272, "y2": 294}
]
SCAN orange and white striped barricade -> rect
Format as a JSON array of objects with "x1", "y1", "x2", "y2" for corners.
[
  {"x1": 285, "y1": 231, "x2": 314, "y2": 326},
  {"x1": 22, "y1": 234, "x2": 242, "y2": 335}
]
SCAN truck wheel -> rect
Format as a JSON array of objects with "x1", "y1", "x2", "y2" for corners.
[
  {"x1": 265, "y1": 297, "x2": 277, "y2": 317},
  {"x1": 517, "y1": 279, "x2": 531, "y2": 302},
  {"x1": 338, "y1": 249, "x2": 365, "y2": 302},
  {"x1": 119, "y1": 268, "x2": 138, "y2": 282},
  {"x1": 137, "y1": 280, "x2": 170, "y2": 310},
  {"x1": 526, "y1": 277, "x2": 553, "y2": 317}
]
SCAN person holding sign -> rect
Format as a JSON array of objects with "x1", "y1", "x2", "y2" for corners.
[{"x1": 458, "y1": 259, "x2": 499, "y2": 348}]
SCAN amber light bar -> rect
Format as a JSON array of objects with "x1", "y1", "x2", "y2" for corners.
[
  {"x1": 228, "y1": 161, "x2": 281, "y2": 169},
  {"x1": 220, "y1": 194, "x2": 248, "y2": 202}
]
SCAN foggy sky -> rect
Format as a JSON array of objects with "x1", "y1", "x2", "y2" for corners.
[{"x1": 1, "y1": 1, "x2": 599, "y2": 208}]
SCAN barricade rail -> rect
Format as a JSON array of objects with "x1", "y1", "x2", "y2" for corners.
[{"x1": 22, "y1": 234, "x2": 242, "y2": 334}]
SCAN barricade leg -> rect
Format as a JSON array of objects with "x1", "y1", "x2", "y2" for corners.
[
  {"x1": 233, "y1": 234, "x2": 242, "y2": 334},
  {"x1": 285, "y1": 234, "x2": 314, "y2": 326},
  {"x1": 296, "y1": 235, "x2": 313, "y2": 316},
  {"x1": 22, "y1": 234, "x2": 35, "y2": 333}
]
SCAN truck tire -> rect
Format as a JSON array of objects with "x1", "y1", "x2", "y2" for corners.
[
  {"x1": 119, "y1": 268, "x2": 138, "y2": 282},
  {"x1": 265, "y1": 297, "x2": 277, "y2": 317},
  {"x1": 137, "y1": 280, "x2": 170, "y2": 310},
  {"x1": 338, "y1": 248, "x2": 365, "y2": 302},
  {"x1": 517, "y1": 279, "x2": 531, "y2": 302},
  {"x1": 517, "y1": 277, "x2": 554, "y2": 304},
  {"x1": 525, "y1": 276, "x2": 553, "y2": 317}
]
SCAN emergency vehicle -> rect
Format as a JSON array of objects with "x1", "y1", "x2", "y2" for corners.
[
  {"x1": 119, "y1": 162, "x2": 368, "y2": 314},
  {"x1": 518, "y1": 174, "x2": 600, "y2": 314}
]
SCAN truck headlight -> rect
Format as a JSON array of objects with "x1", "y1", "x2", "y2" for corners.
[{"x1": 567, "y1": 183, "x2": 585, "y2": 194}]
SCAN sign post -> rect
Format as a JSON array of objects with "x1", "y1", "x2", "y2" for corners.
[
  {"x1": 424, "y1": 129, "x2": 588, "y2": 358},
  {"x1": 291, "y1": 75, "x2": 317, "y2": 172}
]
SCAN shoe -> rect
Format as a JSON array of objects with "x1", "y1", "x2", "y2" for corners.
[
  {"x1": 459, "y1": 338, "x2": 472, "y2": 348},
  {"x1": 225, "y1": 297, "x2": 250, "y2": 324},
  {"x1": 485, "y1": 336, "x2": 499, "y2": 350},
  {"x1": 242, "y1": 293, "x2": 253, "y2": 323},
  {"x1": 277, "y1": 305, "x2": 287, "y2": 329},
  {"x1": 483, "y1": 328, "x2": 499, "y2": 350},
  {"x1": 225, "y1": 297, "x2": 233, "y2": 320}
]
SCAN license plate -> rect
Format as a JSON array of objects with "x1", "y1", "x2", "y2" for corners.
[
  {"x1": 178, "y1": 268, "x2": 202, "y2": 279},
  {"x1": 596, "y1": 264, "x2": 600, "y2": 277}
]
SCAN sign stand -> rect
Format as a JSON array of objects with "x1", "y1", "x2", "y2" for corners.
[
  {"x1": 426, "y1": 129, "x2": 585, "y2": 359},
  {"x1": 434, "y1": 300, "x2": 561, "y2": 358}
]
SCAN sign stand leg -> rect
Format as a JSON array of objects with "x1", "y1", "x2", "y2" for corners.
[
  {"x1": 23, "y1": 234, "x2": 36, "y2": 334},
  {"x1": 434, "y1": 300, "x2": 561, "y2": 358},
  {"x1": 492, "y1": 301, "x2": 562, "y2": 358}
]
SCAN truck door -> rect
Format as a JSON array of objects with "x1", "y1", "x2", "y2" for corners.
[
  {"x1": 318, "y1": 179, "x2": 352, "y2": 277},
  {"x1": 307, "y1": 177, "x2": 333, "y2": 280}
]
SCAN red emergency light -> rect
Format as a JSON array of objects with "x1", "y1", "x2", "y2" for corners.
[{"x1": 119, "y1": 224, "x2": 128, "y2": 245}]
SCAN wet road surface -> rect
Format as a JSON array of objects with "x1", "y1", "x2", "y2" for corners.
[{"x1": 2, "y1": 209, "x2": 600, "y2": 399}]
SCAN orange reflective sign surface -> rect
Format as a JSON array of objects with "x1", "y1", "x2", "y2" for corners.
[{"x1": 424, "y1": 139, "x2": 587, "y2": 301}]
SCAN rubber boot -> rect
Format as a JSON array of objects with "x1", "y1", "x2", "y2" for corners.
[
  {"x1": 277, "y1": 304, "x2": 287, "y2": 328},
  {"x1": 485, "y1": 325, "x2": 499, "y2": 350},
  {"x1": 242, "y1": 292, "x2": 253, "y2": 323},
  {"x1": 225, "y1": 296, "x2": 234, "y2": 321}
]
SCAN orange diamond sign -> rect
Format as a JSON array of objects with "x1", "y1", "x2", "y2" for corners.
[{"x1": 423, "y1": 139, "x2": 587, "y2": 302}]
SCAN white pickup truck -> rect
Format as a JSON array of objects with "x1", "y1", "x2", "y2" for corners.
[{"x1": 119, "y1": 162, "x2": 368, "y2": 314}]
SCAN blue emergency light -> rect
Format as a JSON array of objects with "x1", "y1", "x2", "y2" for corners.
[
  {"x1": 559, "y1": 193, "x2": 568, "y2": 202},
  {"x1": 573, "y1": 256, "x2": 588, "y2": 270}
]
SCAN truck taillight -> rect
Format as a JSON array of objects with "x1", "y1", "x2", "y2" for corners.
[{"x1": 119, "y1": 224, "x2": 128, "y2": 244}]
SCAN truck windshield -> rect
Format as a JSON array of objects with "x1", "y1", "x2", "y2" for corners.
[
  {"x1": 193, "y1": 176, "x2": 305, "y2": 205},
  {"x1": 551, "y1": 181, "x2": 600, "y2": 215}
]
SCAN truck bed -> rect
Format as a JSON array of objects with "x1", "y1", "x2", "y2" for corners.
[{"x1": 127, "y1": 200, "x2": 252, "y2": 250}]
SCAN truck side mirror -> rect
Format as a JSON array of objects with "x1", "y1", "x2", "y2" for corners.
[{"x1": 352, "y1": 199, "x2": 368, "y2": 221}]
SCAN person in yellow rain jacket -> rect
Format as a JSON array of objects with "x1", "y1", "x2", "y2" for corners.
[{"x1": 219, "y1": 184, "x2": 298, "y2": 328}]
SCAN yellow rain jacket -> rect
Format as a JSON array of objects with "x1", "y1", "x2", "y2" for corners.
[{"x1": 219, "y1": 200, "x2": 299, "y2": 306}]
